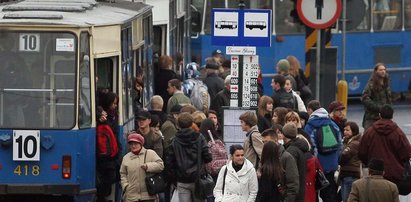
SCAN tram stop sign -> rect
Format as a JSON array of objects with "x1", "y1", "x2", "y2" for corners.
[{"x1": 297, "y1": 0, "x2": 341, "y2": 29}]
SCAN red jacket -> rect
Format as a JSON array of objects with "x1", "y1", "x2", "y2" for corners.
[
  {"x1": 359, "y1": 118, "x2": 411, "y2": 182},
  {"x1": 305, "y1": 156, "x2": 322, "y2": 202}
]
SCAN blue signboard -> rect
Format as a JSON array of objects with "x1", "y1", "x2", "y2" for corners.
[{"x1": 212, "y1": 8, "x2": 272, "y2": 47}]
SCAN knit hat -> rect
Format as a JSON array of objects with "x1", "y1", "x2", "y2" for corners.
[
  {"x1": 128, "y1": 133, "x2": 145, "y2": 145},
  {"x1": 328, "y1": 101, "x2": 345, "y2": 112},
  {"x1": 282, "y1": 123, "x2": 297, "y2": 139},
  {"x1": 277, "y1": 59, "x2": 290, "y2": 72},
  {"x1": 368, "y1": 159, "x2": 384, "y2": 172}
]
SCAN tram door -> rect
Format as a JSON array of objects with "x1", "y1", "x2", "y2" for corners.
[{"x1": 94, "y1": 56, "x2": 119, "y2": 201}]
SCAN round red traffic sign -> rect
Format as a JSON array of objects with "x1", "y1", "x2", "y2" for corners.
[{"x1": 297, "y1": 0, "x2": 341, "y2": 29}]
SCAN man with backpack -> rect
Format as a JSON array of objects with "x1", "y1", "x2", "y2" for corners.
[
  {"x1": 165, "y1": 112, "x2": 212, "y2": 201},
  {"x1": 304, "y1": 100, "x2": 342, "y2": 202},
  {"x1": 166, "y1": 79, "x2": 191, "y2": 114},
  {"x1": 182, "y1": 62, "x2": 210, "y2": 113},
  {"x1": 271, "y1": 74, "x2": 298, "y2": 111}
]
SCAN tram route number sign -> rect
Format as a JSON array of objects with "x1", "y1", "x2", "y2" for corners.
[
  {"x1": 13, "y1": 130, "x2": 40, "y2": 161},
  {"x1": 243, "y1": 55, "x2": 259, "y2": 107},
  {"x1": 230, "y1": 55, "x2": 259, "y2": 107},
  {"x1": 230, "y1": 56, "x2": 240, "y2": 107}
]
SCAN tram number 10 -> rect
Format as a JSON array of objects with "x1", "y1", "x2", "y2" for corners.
[
  {"x1": 19, "y1": 33, "x2": 40, "y2": 52},
  {"x1": 13, "y1": 131, "x2": 40, "y2": 161}
]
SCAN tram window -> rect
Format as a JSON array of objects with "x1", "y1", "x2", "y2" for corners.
[
  {"x1": 0, "y1": 32, "x2": 76, "y2": 129},
  {"x1": 153, "y1": 26, "x2": 163, "y2": 55},
  {"x1": 275, "y1": 0, "x2": 304, "y2": 34},
  {"x1": 191, "y1": 6, "x2": 201, "y2": 33},
  {"x1": 79, "y1": 32, "x2": 91, "y2": 128},
  {"x1": 405, "y1": 0, "x2": 411, "y2": 29},
  {"x1": 373, "y1": 0, "x2": 402, "y2": 31},
  {"x1": 121, "y1": 27, "x2": 134, "y2": 121},
  {"x1": 374, "y1": 46, "x2": 401, "y2": 64},
  {"x1": 191, "y1": 0, "x2": 205, "y2": 34},
  {"x1": 96, "y1": 58, "x2": 114, "y2": 92},
  {"x1": 344, "y1": 0, "x2": 371, "y2": 31}
]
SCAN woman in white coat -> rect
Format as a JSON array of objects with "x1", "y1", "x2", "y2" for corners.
[{"x1": 213, "y1": 144, "x2": 258, "y2": 202}]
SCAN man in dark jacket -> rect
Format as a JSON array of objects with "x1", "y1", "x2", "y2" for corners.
[
  {"x1": 261, "y1": 128, "x2": 299, "y2": 202},
  {"x1": 203, "y1": 62, "x2": 224, "y2": 100},
  {"x1": 271, "y1": 74, "x2": 298, "y2": 111},
  {"x1": 210, "y1": 75, "x2": 231, "y2": 122},
  {"x1": 359, "y1": 105, "x2": 411, "y2": 188},
  {"x1": 165, "y1": 112, "x2": 212, "y2": 201},
  {"x1": 283, "y1": 123, "x2": 310, "y2": 202},
  {"x1": 154, "y1": 55, "x2": 179, "y2": 112}
]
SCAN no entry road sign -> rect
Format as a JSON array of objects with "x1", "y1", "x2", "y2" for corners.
[{"x1": 297, "y1": 0, "x2": 341, "y2": 29}]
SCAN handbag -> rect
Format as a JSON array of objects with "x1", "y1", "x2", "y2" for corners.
[
  {"x1": 397, "y1": 159, "x2": 411, "y2": 195},
  {"x1": 195, "y1": 173, "x2": 215, "y2": 199},
  {"x1": 315, "y1": 168, "x2": 330, "y2": 191},
  {"x1": 144, "y1": 151, "x2": 166, "y2": 195},
  {"x1": 194, "y1": 137, "x2": 215, "y2": 199}
]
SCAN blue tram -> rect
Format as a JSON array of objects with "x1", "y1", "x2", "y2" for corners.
[
  {"x1": 0, "y1": 0, "x2": 154, "y2": 201},
  {"x1": 190, "y1": 0, "x2": 411, "y2": 97}
]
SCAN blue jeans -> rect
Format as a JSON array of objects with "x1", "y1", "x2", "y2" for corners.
[{"x1": 341, "y1": 176, "x2": 358, "y2": 202}]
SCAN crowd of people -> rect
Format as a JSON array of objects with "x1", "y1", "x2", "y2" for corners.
[{"x1": 96, "y1": 51, "x2": 411, "y2": 202}]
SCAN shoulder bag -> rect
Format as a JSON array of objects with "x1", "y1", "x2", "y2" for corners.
[
  {"x1": 194, "y1": 136, "x2": 215, "y2": 199},
  {"x1": 144, "y1": 151, "x2": 166, "y2": 195},
  {"x1": 397, "y1": 159, "x2": 411, "y2": 195},
  {"x1": 315, "y1": 158, "x2": 330, "y2": 191}
]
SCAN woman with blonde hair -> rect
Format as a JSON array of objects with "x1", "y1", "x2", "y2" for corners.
[
  {"x1": 286, "y1": 55, "x2": 309, "y2": 86},
  {"x1": 257, "y1": 96, "x2": 273, "y2": 132},
  {"x1": 284, "y1": 111, "x2": 313, "y2": 151},
  {"x1": 286, "y1": 55, "x2": 311, "y2": 103}
]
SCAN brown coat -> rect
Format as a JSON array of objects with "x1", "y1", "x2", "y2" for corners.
[
  {"x1": 243, "y1": 125, "x2": 263, "y2": 169},
  {"x1": 120, "y1": 148, "x2": 164, "y2": 202},
  {"x1": 348, "y1": 176, "x2": 399, "y2": 202},
  {"x1": 340, "y1": 134, "x2": 362, "y2": 179}
]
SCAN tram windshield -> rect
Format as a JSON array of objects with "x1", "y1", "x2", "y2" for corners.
[{"x1": 0, "y1": 31, "x2": 77, "y2": 129}]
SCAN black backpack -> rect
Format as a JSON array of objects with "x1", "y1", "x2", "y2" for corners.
[{"x1": 279, "y1": 91, "x2": 297, "y2": 111}]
